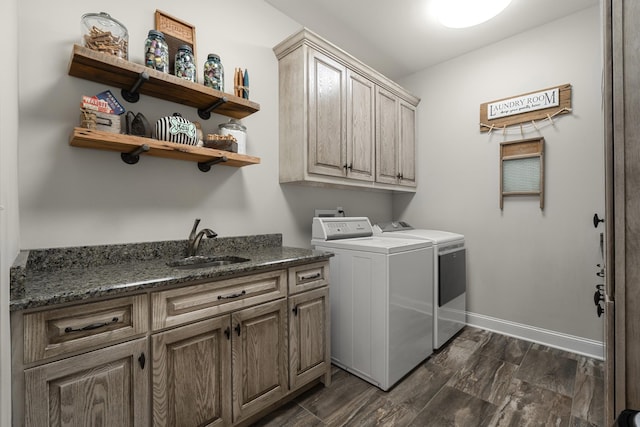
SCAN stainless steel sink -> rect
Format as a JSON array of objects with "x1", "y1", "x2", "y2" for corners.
[{"x1": 167, "y1": 255, "x2": 250, "y2": 269}]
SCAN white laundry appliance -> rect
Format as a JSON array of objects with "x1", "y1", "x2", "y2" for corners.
[
  {"x1": 311, "y1": 217, "x2": 433, "y2": 391},
  {"x1": 374, "y1": 221, "x2": 466, "y2": 350}
]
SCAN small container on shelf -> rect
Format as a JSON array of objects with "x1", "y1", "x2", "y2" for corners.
[
  {"x1": 81, "y1": 12, "x2": 128, "y2": 59},
  {"x1": 218, "y1": 119, "x2": 247, "y2": 154},
  {"x1": 204, "y1": 133, "x2": 237, "y2": 152},
  {"x1": 174, "y1": 45, "x2": 196, "y2": 82},
  {"x1": 144, "y1": 30, "x2": 169, "y2": 73},
  {"x1": 203, "y1": 54, "x2": 224, "y2": 91}
]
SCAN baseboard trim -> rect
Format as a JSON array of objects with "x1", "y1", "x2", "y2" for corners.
[{"x1": 466, "y1": 311, "x2": 604, "y2": 360}]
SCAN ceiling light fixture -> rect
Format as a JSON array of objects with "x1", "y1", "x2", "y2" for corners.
[{"x1": 434, "y1": 0, "x2": 512, "y2": 28}]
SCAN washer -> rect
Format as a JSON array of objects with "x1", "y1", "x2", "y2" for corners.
[
  {"x1": 374, "y1": 221, "x2": 466, "y2": 350},
  {"x1": 311, "y1": 217, "x2": 433, "y2": 391}
]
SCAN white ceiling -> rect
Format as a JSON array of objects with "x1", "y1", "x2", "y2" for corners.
[{"x1": 265, "y1": 0, "x2": 599, "y2": 79}]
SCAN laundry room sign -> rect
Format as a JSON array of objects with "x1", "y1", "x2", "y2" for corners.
[{"x1": 479, "y1": 84, "x2": 572, "y2": 132}]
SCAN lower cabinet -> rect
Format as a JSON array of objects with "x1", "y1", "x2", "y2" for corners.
[
  {"x1": 152, "y1": 315, "x2": 232, "y2": 427},
  {"x1": 152, "y1": 298, "x2": 288, "y2": 426},
  {"x1": 24, "y1": 338, "x2": 149, "y2": 427},
  {"x1": 289, "y1": 287, "x2": 330, "y2": 391},
  {"x1": 14, "y1": 262, "x2": 331, "y2": 427}
]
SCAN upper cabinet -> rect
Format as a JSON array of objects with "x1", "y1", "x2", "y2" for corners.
[
  {"x1": 274, "y1": 28, "x2": 419, "y2": 192},
  {"x1": 376, "y1": 87, "x2": 417, "y2": 187}
]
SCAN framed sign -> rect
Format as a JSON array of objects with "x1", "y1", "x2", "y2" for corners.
[
  {"x1": 481, "y1": 84, "x2": 571, "y2": 132},
  {"x1": 500, "y1": 137, "x2": 545, "y2": 209},
  {"x1": 155, "y1": 10, "x2": 197, "y2": 76}
]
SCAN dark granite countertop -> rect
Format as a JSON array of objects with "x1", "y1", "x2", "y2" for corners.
[{"x1": 10, "y1": 234, "x2": 332, "y2": 312}]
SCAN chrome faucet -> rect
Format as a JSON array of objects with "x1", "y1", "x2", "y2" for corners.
[{"x1": 187, "y1": 218, "x2": 218, "y2": 257}]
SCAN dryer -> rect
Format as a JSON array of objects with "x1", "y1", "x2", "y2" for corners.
[
  {"x1": 374, "y1": 221, "x2": 466, "y2": 349},
  {"x1": 311, "y1": 217, "x2": 433, "y2": 391}
]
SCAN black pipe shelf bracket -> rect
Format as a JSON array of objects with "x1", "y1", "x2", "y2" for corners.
[
  {"x1": 198, "y1": 97, "x2": 228, "y2": 120},
  {"x1": 121, "y1": 71, "x2": 150, "y2": 103},
  {"x1": 198, "y1": 156, "x2": 228, "y2": 172},
  {"x1": 121, "y1": 144, "x2": 150, "y2": 165}
]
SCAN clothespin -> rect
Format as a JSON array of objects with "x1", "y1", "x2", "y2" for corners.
[
  {"x1": 531, "y1": 120, "x2": 539, "y2": 131},
  {"x1": 488, "y1": 124, "x2": 495, "y2": 135},
  {"x1": 546, "y1": 113, "x2": 553, "y2": 124},
  {"x1": 502, "y1": 125, "x2": 507, "y2": 136},
  {"x1": 520, "y1": 124, "x2": 524, "y2": 137}
]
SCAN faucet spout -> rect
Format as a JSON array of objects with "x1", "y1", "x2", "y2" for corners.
[
  {"x1": 189, "y1": 218, "x2": 201, "y2": 243},
  {"x1": 186, "y1": 219, "x2": 217, "y2": 257}
]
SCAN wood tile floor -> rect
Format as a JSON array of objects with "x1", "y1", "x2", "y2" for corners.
[{"x1": 252, "y1": 327, "x2": 604, "y2": 427}]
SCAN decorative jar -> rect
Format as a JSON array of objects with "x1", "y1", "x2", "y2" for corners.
[
  {"x1": 81, "y1": 12, "x2": 128, "y2": 59},
  {"x1": 144, "y1": 30, "x2": 169, "y2": 73},
  {"x1": 203, "y1": 54, "x2": 224, "y2": 91},
  {"x1": 218, "y1": 119, "x2": 247, "y2": 154},
  {"x1": 175, "y1": 45, "x2": 196, "y2": 82}
]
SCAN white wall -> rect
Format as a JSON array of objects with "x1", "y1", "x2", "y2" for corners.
[
  {"x1": 12, "y1": 9, "x2": 605, "y2": 422},
  {"x1": 396, "y1": 6, "x2": 604, "y2": 345},
  {"x1": 17, "y1": 0, "x2": 393, "y2": 251},
  {"x1": 0, "y1": 0, "x2": 20, "y2": 423}
]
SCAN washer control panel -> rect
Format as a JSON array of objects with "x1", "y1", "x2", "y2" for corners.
[{"x1": 312, "y1": 217, "x2": 373, "y2": 240}]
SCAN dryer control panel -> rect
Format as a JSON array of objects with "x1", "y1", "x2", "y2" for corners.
[{"x1": 375, "y1": 221, "x2": 414, "y2": 232}]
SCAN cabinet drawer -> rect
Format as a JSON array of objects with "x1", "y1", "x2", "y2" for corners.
[
  {"x1": 23, "y1": 294, "x2": 148, "y2": 364},
  {"x1": 152, "y1": 269, "x2": 287, "y2": 330},
  {"x1": 288, "y1": 261, "x2": 329, "y2": 294}
]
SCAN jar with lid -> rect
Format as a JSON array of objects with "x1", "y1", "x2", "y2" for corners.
[
  {"x1": 218, "y1": 119, "x2": 247, "y2": 154},
  {"x1": 144, "y1": 30, "x2": 169, "y2": 73},
  {"x1": 81, "y1": 12, "x2": 128, "y2": 59},
  {"x1": 203, "y1": 54, "x2": 224, "y2": 92},
  {"x1": 174, "y1": 45, "x2": 196, "y2": 82}
]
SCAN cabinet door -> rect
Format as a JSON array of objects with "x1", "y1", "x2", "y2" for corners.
[
  {"x1": 398, "y1": 100, "x2": 417, "y2": 187},
  {"x1": 346, "y1": 70, "x2": 375, "y2": 182},
  {"x1": 308, "y1": 48, "x2": 347, "y2": 177},
  {"x1": 231, "y1": 299, "x2": 288, "y2": 423},
  {"x1": 376, "y1": 86, "x2": 400, "y2": 184},
  {"x1": 152, "y1": 316, "x2": 232, "y2": 427},
  {"x1": 289, "y1": 287, "x2": 331, "y2": 391},
  {"x1": 24, "y1": 338, "x2": 148, "y2": 427}
]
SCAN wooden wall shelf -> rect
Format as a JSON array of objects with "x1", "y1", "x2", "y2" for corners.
[
  {"x1": 70, "y1": 128, "x2": 260, "y2": 172},
  {"x1": 68, "y1": 44, "x2": 260, "y2": 120}
]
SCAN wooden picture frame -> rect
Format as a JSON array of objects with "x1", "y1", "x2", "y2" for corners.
[
  {"x1": 155, "y1": 10, "x2": 197, "y2": 77},
  {"x1": 480, "y1": 84, "x2": 571, "y2": 132},
  {"x1": 500, "y1": 137, "x2": 545, "y2": 209}
]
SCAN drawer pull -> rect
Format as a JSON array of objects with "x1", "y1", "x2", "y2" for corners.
[
  {"x1": 299, "y1": 272, "x2": 321, "y2": 281},
  {"x1": 217, "y1": 290, "x2": 246, "y2": 300},
  {"x1": 235, "y1": 323, "x2": 241, "y2": 336},
  {"x1": 64, "y1": 317, "x2": 119, "y2": 333}
]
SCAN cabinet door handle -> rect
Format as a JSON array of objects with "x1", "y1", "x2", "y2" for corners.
[
  {"x1": 292, "y1": 305, "x2": 298, "y2": 316},
  {"x1": 235, "y1": 323, "x2": 241, "y2": 336},
  {"x1": 64, "y1": 317, "x2": 119, "y2": 333},
  {"x1": 347, "y1": 163, "x2": 353, "y2": 171},
  {"x1": 217, "y1": 290, "x2": 246, "y2": 300},
  {"x1": 224, "y1": 327, "x2": 231, "y2": 340},
  {"x1": 299, "y1": 272, "x2": 321, "y2": 281},
  {"x1": 138, "y1": 353, "x2": 146, "y2": 370}
]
